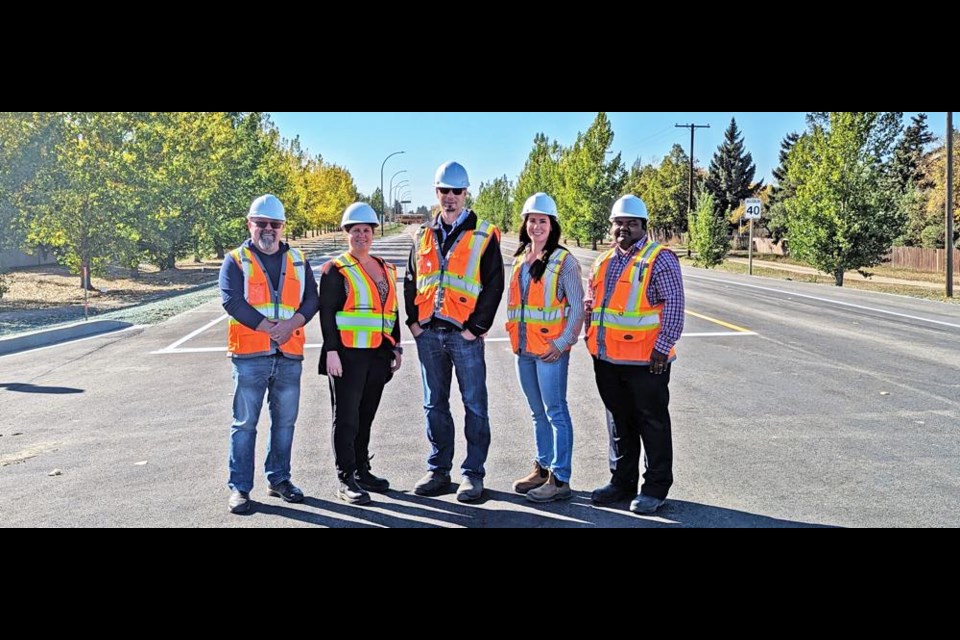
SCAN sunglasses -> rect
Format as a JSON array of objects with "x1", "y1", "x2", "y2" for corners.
[
  {"x1": 438, "y1": 188, "x2": 465, "y2": 196},
  {"x1": 252, "y1": 220, "x2": 284, "y2": 229}
]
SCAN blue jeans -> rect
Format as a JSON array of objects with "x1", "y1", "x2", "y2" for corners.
[
  {"x1": 515, "y1": 352, "x2": 574, "y2": 482},
  {"x1": 416, "y1": 327, "x2": 490, "y2": 478},
  {"x1": 229, "y1": 355, "x2": 302, "y2": 493}
]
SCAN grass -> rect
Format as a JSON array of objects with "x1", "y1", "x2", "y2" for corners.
[
  {"x1": 727, "y1": 250, "x2": 951, "y2": 284},
  {"x1": 681, "y1": 256, "x2": 960, "y2": 304}
]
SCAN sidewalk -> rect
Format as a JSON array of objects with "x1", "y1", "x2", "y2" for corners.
[{"x1": 725, "y1": 258, "x2": 945, "y2": 290}]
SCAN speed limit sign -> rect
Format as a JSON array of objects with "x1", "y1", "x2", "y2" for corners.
[{"x1": 744, "y1": 198, "x2": 762, "y2": 220}]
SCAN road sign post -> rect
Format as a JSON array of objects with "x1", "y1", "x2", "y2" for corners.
[{"x1": 744, "y1": 198, "x2": 762, "y2": 276}]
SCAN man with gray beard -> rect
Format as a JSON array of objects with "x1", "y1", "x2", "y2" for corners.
[{"x1": 219, "y1": 194, "x2": 319, "y2": 514}]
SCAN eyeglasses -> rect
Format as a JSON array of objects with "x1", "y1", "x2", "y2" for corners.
[
  {"x1": 438, "y1": 188, "x2": 465, "y2": 196},
  {"x1": 252, "y1": 220, "x2": 284, "y2": 229}
]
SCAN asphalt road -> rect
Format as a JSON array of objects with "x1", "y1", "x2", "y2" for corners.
[{"x1": 2, "y1": 230, "x2": 958, "y2": 527}]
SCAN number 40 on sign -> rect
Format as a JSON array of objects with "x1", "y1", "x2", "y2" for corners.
[{"x1": 744, "y1": 198, "x2": 762, "y2": 220}]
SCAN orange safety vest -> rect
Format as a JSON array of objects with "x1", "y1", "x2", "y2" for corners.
[
  {"x1": 227, "y1": 245, "x2": 307, "y2": 358},
  {"x1": 585, "y1": 242, "x2": 677, "y2": 365},
  {"x1": 414, "y1": 219, "x2": 499, "y2": 329},
  {"x1": 505, "y1": 248, "x2": 570, "y2": 356},
  {"x1": 330, "y1": 253, "x2": 398, "y2": 349}
]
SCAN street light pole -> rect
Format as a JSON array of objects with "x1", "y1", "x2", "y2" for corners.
[
  {"x1": 392, "y1": 180, "x2": 409, "y2": 215},
  {"x1": 389, "y1": 170, "x2": 408, "y2": 225},
  {"x1": 380, "y1": 151, "x2": 405, "y2": 237}
]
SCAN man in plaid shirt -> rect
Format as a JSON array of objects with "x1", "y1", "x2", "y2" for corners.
[{"x1": 584, "y1": 195, "x2": 685, "y2": 515}]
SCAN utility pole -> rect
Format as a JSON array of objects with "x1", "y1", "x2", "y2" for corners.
[
  {"x1": 676, "y1": 123, "x2": 710, "y2": 256},
  {"x1": 947, "y1": 112, "x2": 954, "y2": 297}
]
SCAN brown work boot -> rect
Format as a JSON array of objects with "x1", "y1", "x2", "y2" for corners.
[
  {"x1": 512, "y1": 462, "x2": 549, "y2": 494},
  {"x1": 526, "y1": 472, "x2": 572, "y2": 503}
]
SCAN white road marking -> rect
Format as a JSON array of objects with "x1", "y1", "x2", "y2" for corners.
[{"x1": 686, "y1": 274, "x2": 960, "y2": 329}]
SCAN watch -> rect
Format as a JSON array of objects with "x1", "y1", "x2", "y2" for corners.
[{"x1": 394, "y1": 346, "x2": 404, "y2": 355}]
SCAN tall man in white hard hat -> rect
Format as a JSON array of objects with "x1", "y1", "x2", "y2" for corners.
[
  {"x1": 405, "y1": 161, "x2": 505, "y2": 502},
  {"x1": 584, "y1": 195, "x2": 685, "y2": 515},
  {"x1": 219, "y1": 194, "x2": 319, "y2": 514}
]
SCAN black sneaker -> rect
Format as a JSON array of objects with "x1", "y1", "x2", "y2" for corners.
[
  {"x1": 337, "y1": 475, "x2": 372, "y2": 505},
  {"x1": 355, "y1": 468, "x2": 390, "y2": 493},
  {"x1": 267, "y1": 480, "x2": 305, "y2": 503},
  {"x1": 228, "y1": 490, "x2": 251, "y2": 514},
  {"x1": 590, "y1": 482, "x2": 634, "y2": 505}
]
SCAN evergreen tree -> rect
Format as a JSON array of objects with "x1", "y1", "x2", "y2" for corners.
[
  {"x1": 704, "y1": 118, "x2": 763, "y2": 219},
  {"x1": 892, "y1": 113, "x2": 935, "y2": 191},
  {"x1": 765, "y1": 131, "x2": 799, "y2": 242}
]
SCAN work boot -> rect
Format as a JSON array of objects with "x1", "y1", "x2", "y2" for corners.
[
  {"x1": 337, "y1": 475, "x2": 372, "y2": 505},
  {"x1": 355, "y1": 460, "x2": 390, "y2": 493},
  {"x1": 526, "y1": 472, "x2": 572, "y2": 503},
  {"x1": 413, "y1": 470, "x2": 451, "y2": 496},
  {"x1": 512, "y1": 462, "x2": 549, "y2": 494},
  {"x1": 456, "y1": 475, "x2": 484, "y2": 502}
]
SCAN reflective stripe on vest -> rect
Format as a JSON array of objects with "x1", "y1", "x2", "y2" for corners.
[
  {"x1": 586, "y1": 242, "x2": 677, "y2": 366},
  {"x1": 505, "y1": 249, "x2": 570, "y2": 356},
  {"x1": 332, "y1": 253, "x2": 398, "y2": 349},
  {"x1": 227, "y1": 246, "x2": 306, "y2": 358},
  {"x1": 414, "y1": 219, "x2": 498, "y2": 328}
]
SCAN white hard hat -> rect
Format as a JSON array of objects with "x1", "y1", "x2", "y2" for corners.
[
  {"x1": 521, "y1": 192, "x2": 558, "y2": 218},
  {"x1": 248, "y1": 194, "x2": 286, "y2": 221},
  {"x1": 341, "y1": 202, "x2": 380, "y2": 229},
  {"x1": 609, "y1": 195, "x2": 648, "y2": 221},
  {"x1": 434, "y1": 161, "x2": 470, "y2": 188}
]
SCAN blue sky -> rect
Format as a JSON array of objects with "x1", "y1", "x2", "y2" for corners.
[{"x1": 269, "y1": 112, "x2": 947, "y2": 211}]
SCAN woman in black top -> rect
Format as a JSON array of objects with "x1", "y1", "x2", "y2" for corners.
[{"x1": 318, "y1": 203, "x2": 402, "y2": 505}]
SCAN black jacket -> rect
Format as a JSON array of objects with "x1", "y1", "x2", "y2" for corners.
[{"x1": 403, "y1": 210, "x2": 505, "y2": 337}]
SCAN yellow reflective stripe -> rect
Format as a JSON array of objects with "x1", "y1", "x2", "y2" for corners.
[{"x1": 626, "y1": 243, "x2": 663, "y2": 310}]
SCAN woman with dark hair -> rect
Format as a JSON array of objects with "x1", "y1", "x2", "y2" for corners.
[
  {"x1": 319, "y1": 202, "x2": 402, "y2": 505},
  {"x1": 505, "y1": 192, "x2": 584, "y2": 502}
]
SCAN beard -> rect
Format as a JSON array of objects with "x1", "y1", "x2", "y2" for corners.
[{"x1": 256, "y1": 232, "x2": 278, "y2": 252}]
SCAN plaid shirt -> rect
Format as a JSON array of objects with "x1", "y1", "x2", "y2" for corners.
[{"x1": 603, "y1": 236, "x2": 685, "y2": 354}]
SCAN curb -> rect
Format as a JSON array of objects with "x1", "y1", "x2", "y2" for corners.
[{"x1": 0, "y1": 319, "x2": 133, "y2": 356}]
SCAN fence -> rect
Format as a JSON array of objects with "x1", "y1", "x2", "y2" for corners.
[
  {"x1": 0, "y1": 248, "x2": 57, "y2": 270},
  {"x1": 886, "y1": 246, "x2": 960, "y2": 274}
]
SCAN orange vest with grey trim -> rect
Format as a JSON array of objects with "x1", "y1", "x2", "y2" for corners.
[
  {"x1": 227, "y1": 246, "x2": 307, "y2": 358},
  {"x1": 505, "y1": 249, "x2": 571, "y2": 356},
  {"x1": 585, "y1": 242, "x2": 676, "y2": 365},
  {"x1": 331, "y1": 253, "x2": 398, "y2": 349},
  {"x1": 414, "y1": 220, "x2": 499, "y2": 329}
]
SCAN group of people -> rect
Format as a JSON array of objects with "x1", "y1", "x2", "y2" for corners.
[{"x1": 219, "y1": 161, "x2": 685, "y2": 519}]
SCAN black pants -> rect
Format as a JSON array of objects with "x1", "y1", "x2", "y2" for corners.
[
  {"x1": 593, "y1": 357, "x2": 673, "y2": 499},
  {"x1": 328, "y1": 348, "x2": 392, "y2": 481}
]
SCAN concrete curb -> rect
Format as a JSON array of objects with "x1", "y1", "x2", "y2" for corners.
[{"x1": 0, "y1": 320, "x2": 133, "y2": 356}]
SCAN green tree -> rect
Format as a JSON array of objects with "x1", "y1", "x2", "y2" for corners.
[
  {"x1": 559, "y1": 113, "x2": 625, "y2": 250},
  {"x1": 704, "y1": 118, "x2": 762, "y2": 221},
  {"x1": 128, "y1": 112, "x2": 235, "y2": 269},
  {"x1": 23, "y1": 112, "x2": 139, "y2": 289},
  {"x1": 785, "y1": 112, "x2": 904, "y2": 285},
  {"x1": 514, "y1": 133, "x2": 563, "y2": 230},
  {"x1": 891, "y1": 113, "x2": 936, "y2": 247},
  {"x1": 687, "y1": 190, "x2": 728, "y2": 267},
  {"x1": 627, "y1": 144, "x2": 692, "y2": 239},
  {"x1": 474, "y1": 175, "x2": 513, "y2": 231},
  {"x1": 765, "y1": 131, "x2": 800, "y2": 243}
]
